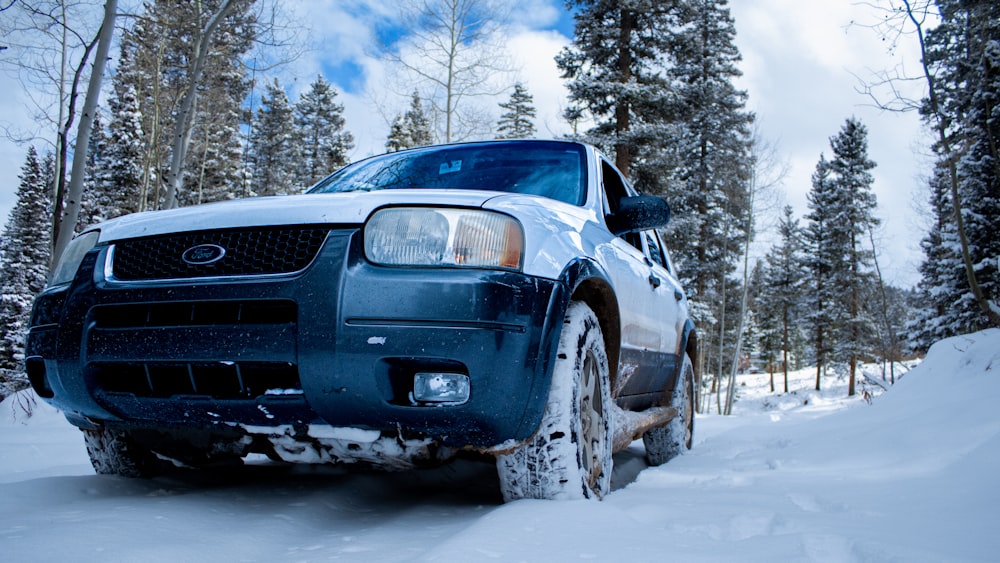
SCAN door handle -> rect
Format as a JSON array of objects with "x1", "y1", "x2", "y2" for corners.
[
  {"x1": 674, "y1": 289, "x2": 684, "y2": 301},
  {"x1": 648, "y1": 274, "x2": 661, "y2": 289}
]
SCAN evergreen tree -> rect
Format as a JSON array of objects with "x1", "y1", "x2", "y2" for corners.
[
  {"x1": 111, "y1": 0, "x2": 256, "y2": 210},
  {"x1": 909, "y1": 165, "x2": 964, "y2": 349},
  {"x1": 804, "y1": 118, "x2": 879, "y2": 395},
  {"x1": 496, "y1": 82, "x2": 537, "y2": 139},
  {"x1": 756, "y1": 206, "x2": 807, "y2": 393},
  {"x1": 294, "y1": 75, "x2": 354, "y2": 187},
  {"x1": 909, "y1": 0, "x2": 1000, "y2": 337},
  {"x1": 78, "y1": 111, "x2": 109, "y2": 231},
  {"x1": 249, "y1": 78, "x2": 298, "y2": 196},
  {"x1": 804, "y1": 155, "x2": 837, "y2": 391},
  {"x1": 386, "y1": 91, "x2": 433, "y2": 152},
  {"x1": 558, "y1": 0, "x2": 753, "y2": 389},
  {"x1": 556, "y1": 0, "x2": 676, "y2": 178},
  {"x1": 656, "y1": 0, "x2": 753, "y2": 291},
  {"x1": 104, "y1": 67, "x2": 145, "y2": 219},
  {"x1": 828, "y1": 118, "x2": 879, "y2": 396},
  {"x1": 0, "y1": 147, "x2": 52, "y2": 388}
]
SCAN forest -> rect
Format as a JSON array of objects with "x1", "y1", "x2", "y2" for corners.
[{"x1": 0, "y1": 0, "x2": 997, "y2": 413}]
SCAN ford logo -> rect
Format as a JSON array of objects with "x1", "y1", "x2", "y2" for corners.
[{"x1": 181, "y1": 244, "x2": 226, "y2": 266}]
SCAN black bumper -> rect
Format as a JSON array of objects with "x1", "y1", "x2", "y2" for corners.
[{"x1": 25, "y1": 229, "x2": 567, "y2": 448}]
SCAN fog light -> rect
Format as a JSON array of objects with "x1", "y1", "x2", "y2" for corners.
[{"x1": 413, "y1": 372, "x2": 470, "y2": 405}]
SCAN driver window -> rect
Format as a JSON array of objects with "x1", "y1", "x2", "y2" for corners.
[
  {"x1": 601, "y1": 160, "x2": 643, "y2": 253},
  {"x1": 601, "y1": 160, "x2": 628, "y2": 214}
]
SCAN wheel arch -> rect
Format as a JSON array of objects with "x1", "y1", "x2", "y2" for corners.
[
  {"x1": 682, "y1": 319, "x2": 699, "y2": 380},
  {"x1": 559, "y1": 259, "x2": 621, "y2": 392}
]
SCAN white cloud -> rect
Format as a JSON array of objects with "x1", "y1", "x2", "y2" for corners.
[
  {"x1": 731, "y1": 0, "x2": 929, "y2": 287},
  {"x1": 504, "y1": 29, "x2": 573, "y2": 138}
]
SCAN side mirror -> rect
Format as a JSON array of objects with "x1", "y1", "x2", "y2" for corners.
[{"x1": 607, "y1": 196, "x2": 670, "y2": 235}]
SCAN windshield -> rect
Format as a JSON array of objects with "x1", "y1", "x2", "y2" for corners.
[{"x1": 308, "y1": 141, "x2": 587, "y2": 205}]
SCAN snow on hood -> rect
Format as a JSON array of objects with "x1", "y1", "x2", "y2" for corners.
[{"x1": 91, "y1": 190, "x2": 508, "y2": 243}]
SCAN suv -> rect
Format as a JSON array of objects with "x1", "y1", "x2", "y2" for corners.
[{"x1": 26, "y1": 140, "x2": 697, "y2": 501}]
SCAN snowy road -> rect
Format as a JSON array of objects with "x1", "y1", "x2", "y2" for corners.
[{"x1": 3, "y1": 330, "x2": 999, "y2": 562}]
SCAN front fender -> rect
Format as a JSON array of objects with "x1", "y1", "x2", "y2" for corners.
[{"x1": 557, "y1": 258, "x2": 622, "y2": 392}]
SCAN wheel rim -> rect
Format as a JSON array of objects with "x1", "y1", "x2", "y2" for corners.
[{"x1": 579, "y1": 350, "x2": 605, "y2": 491}]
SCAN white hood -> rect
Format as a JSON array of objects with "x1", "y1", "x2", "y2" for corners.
[{"x1": 93, "y1": 190, "x2": 504, "y2": 243}]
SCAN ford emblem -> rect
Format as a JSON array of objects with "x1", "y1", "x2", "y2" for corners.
[{"x1": 181, "y1": 244, "x2": 226, "y2": 266}]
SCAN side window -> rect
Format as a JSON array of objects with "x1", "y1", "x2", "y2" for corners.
[
  {"x1": 644, "y1": 230, "x2": 667, "y2": 270},
  {"x1": 601, "y1": 160, "x2": 627, "y2": 214},
  {"x1": 601, "y1": 160, "x2": 644, "y2": 253}
]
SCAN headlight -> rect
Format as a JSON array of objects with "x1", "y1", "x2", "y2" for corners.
[
  {"x1": 365, "y1": 208, "x2": 524, "y2": 270},
  {"x1": 48, "y1": 230, "x2": 100, "y2": 286}
]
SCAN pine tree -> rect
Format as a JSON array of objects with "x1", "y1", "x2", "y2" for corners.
[
  {"x1": 104, "y1": 67, "x2": 145, "y2": 218},
  {"x1": 804, "y1": 155, "x2": 837, "y2": 391},
  {"x1": 110, "y1": 0, "x2": 256, "y2": 210},
  {"x1": 496, "y1": 82, "x2": 537, "y2": 139},
  {"x1": 386, "y1": 91, "x2": 433, "y2": 152},
  {"x1": 556, "y1": 0, "x2": 676, "y2": 178},
  {"x1": 249, "y1": 78, "x2": 298, "y2": 196},
  {"x1": 657, "y1": 0, "x2": 753, "y2": 291},
  {"x1": 828, "y1": 118, "x2": 879, "y2": 396},
  {"x1": 0, "y1": 148, "x2": 53, "y2": 389},
  {"x1": 386, "y1": 117, "x2": 411, "y2": 153},
  {"x1": 909, "y1": 165, "x2": 964, "y2": 349},
  {"x1": 756, "y1": 206, "x2": 807, "y2": 393},
  {"x1": 945, "y1": 0, "x2": 1000, "y2": 328},
  {"x1": 909, "y1": 0, "x2": 1000, "y2": 335},
  {"x1": 558, "y1": 0, "x2": 753, "y2": 393},
  {"x1": 804, "y1": 118, "x2": 879, "y2": 396},
  {"x1": 78, "y1": 111, "x2": 109, "y2": 231},
  {"x1": 294, "y1": 75, "x2": 354, "y2": 187}
]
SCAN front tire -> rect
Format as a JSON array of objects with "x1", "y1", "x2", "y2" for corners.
[
  {"x1": 497, "y1": 301, "x2": 613, "y2": 501},
  {"x1": 82, "y1": 427, "x2": 164, "y2": 478},
  {"x1": 642, "y1": 353, "x2": 695, "y2": 466}
]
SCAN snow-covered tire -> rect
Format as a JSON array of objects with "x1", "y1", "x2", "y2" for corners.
[
  {"x1": 82, "y1": 427, "x2": 163, "y2": 478},
  {"x1": 496, "y1": 301, "x2": 613, "y2": 501},
  {"x1": 643, "y1": 353, "x2": 694, "y2": 466}
]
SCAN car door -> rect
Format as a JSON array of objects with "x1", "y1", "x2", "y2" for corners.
[
  {"x1": 641, "y1": 228, "x2": 688, "y2": 391},
  {"x1": 595, "y1": 159, "x2": 676, "y2": 409}
]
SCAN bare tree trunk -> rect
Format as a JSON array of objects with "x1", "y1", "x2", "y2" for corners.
[
  {"x1": 724, "y1": 166, "x2": 756, "y2": 416},
  {"x1": 140, "y1": 35, "x2": 167, "y2": 213},
  {"x1": 163, "y1": 0, "x2": 239, "y2": 209},
  {"x1": 782, "y1": 308, "x2": 790, "y2": 393},
  {"x1": 50, "y1": 0, "x2": 68, "y2": 261},
  {"x1": 51, "y1": 0, "x2": 117, "y2": 267},
  {"x1": 868, "y1": 225, "x2": 898, "y2": 385},
  {"x1": 50, "y1": 29, "x2": 101, "y2": 265}
]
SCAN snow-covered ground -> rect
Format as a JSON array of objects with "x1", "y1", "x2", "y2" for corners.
[{"x1": 2, "y1": 330, "x2": 999, "y2": 562}]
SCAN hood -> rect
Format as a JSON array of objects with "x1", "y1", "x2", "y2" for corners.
[{"x1": 93, "y1": 190, "x2": 504, "y2": 243}]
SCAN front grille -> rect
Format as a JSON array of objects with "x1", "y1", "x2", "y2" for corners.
[
  {"x1": 92, "y1": 300, "x2": 296, "y2": 328},
  {"x1": 110, "y1": 226, "x2": 330, "y2": 281},
  {"x1": 93, "y1": 361, "x2": 301, "y2": 399}
]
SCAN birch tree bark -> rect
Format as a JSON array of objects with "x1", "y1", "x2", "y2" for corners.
[
  {"x1": 161, "y1": 0, "x2": 239, "y2": 209},
  {"x1": 51, "y1": 0, "x2": 117, "y2": 267}
]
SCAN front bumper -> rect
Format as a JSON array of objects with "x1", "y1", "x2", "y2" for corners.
[{"x1": 25, "y1": 228, "x2": 566, "y2": 449}]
